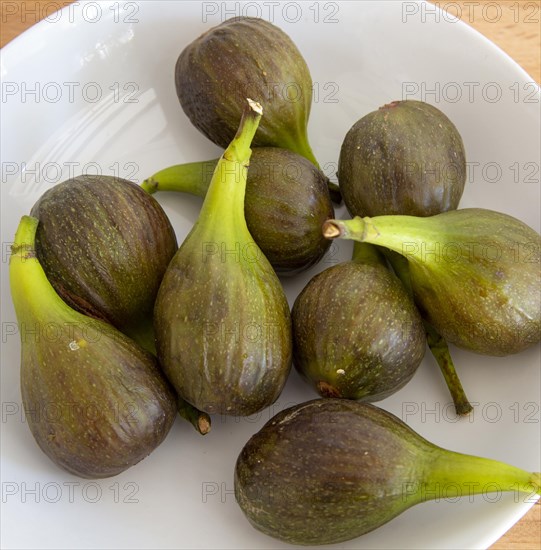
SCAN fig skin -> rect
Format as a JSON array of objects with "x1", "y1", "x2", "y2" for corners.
[
  {"x1": 235, "y1": 399, "x2": 541, "y2": 546},
  {"x1": 30, "y1": 175, "x2": 178, "y2": 343},
  {"x1": 142, "y1": 147, "x2": 334, "y2": 274},
  {"x1": 175, "y1": 17, "x2": 317, "y2": 165},
  {"x1": 339, "y1": 100, "x2": 466, "y2": 217},
  {"x1": 22, "y1": 322, "x2": 177, "y2": 478},
  {"x1": 10, "y1": 216, "x2": 176, "y2": 479},
  {"x1": 292, "y1": 245, "x2": 425, "y2": 400},
  {"x1": 240, "y1": 148, "x2": 333, "y2": 273},
  {"x1": 154, "y1": 101, "x2": 292, "y2": 416},
  {"x1": 324, "y1": 209, "x2": 541, "y2": 356}
]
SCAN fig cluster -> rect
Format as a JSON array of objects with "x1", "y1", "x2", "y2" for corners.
[{"x1": 8, "y1": 15, "x2": 540, "y2": 547}]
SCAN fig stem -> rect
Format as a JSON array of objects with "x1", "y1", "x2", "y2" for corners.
[
  {"x1": 425, "y1": 323, "x2": 473, "y2": 415},
  {"x1": 385, "y1": 250, "x2": 473, "y2": 416},
  {"x1": 323, "y1": 217, "x2": 371, "y2": 240},
  {"x1": 140, "y1": 160, "x2": 218, "y2": 197},
  {"x1": 416, "y1": 449, "x2": 541, "y2": 506},
  {"x1": 197, "y1": 99, "x2": 262, "y2": 226},
  {"x1": 177, "y1": 396, "x2": 211, "y2": 435}
]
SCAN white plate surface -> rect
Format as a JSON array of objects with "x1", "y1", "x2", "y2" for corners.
[{"x1": 1, "y1": 1, "x2": 540, "y2": 549}]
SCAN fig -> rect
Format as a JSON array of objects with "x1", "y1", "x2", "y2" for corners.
[
  {"x1": 154, "y1": 100, "x2": 292, "y2": 416},
  {"x1": 30, "y1": 174, "x2": 210, "y2": 434},
  {"x1": 324, "y1": 209, "x2": 541, "y2": 355},
  {"x1": 141, "y1": 147, "x2": 334, "y2": 274},
  {"x1": 9, "y1": 216, "x2": 176, "y2": 478},
  {"x1": 235, "y1": 399, "x2": 541, "y2": 545},
  {"x1": 176, "y1": 17, "x2": 316, "y2": 163},
  {"x1": 338, "y1": 100, "x2": 466, "y2": 217},
  {"x1": 292, "y1": 243, "x2": 425, "y2": 400},
  {"x1": 30, "y1": 175, "x2": 178, "y2": 349}
]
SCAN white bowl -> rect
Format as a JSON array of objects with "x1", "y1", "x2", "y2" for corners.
[{"x1": 1, "y1": 1, "x2": 539, "y2": 549}]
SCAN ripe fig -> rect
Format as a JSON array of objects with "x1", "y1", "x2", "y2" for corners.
[
  {"x1": 30, "y1": 175, "x2": 178, "y2": 349},
  {"x1": 292, "y1": 243, "x2": 425, "y2": 401},
  {"x1": 338, "y1": 100, "x2": 466, "y2": 217},
  {"x1": 9, "y1": 216, "x2": 176, "y2": 478},
  {"x1": 154, "y1": 100, "x2": 292, "y2": 416},
  {"x1": 30, "y1": 174, "x2": 210, "y2": 434},
  {"x1": 324, "y1": 209, "x2": 541, "y2": 355},
  {"x1": 175, "y1": 18, "x2": 319, "y2": 168},
  {"x1": 235, "y1": 399, "x2": 540, "y2": 545},
  {"x1": 141, "y1": 147, "x2": 334, "y2": 274}
]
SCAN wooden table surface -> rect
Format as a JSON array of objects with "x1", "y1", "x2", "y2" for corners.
[{"x1": 1, "y1": 1, "x2": 540, "y2": 549}]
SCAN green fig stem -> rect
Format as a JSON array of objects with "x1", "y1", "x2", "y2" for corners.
[
  {"x1": 424, "y1": 323, "x2": 473, "y2": 416},
  {"x1": 409, "y1": 448, "x2": 541, "y2": 506},
  {"x1": 177, "y1": 397, "x2": 211, "y2": 435},
  {"x1": 323, "y1": 215, "x2": 442, "y2": 262},
  {"x1": 323, "y1": 217, "x2": 367, "y2": 241},
  {"x1": 10, "y1": 216, "x2": 70, "y2": 319},
  {"x1": 197, "y1": 98, "x2": 262, "y2": 228},
  {"x1": 385, "y1": 250, "x2": 473, "y2": 416},
  {"x1": 351, "y1": 242, "x2": 385, "y2": 266},
  {"x1": 141, "y1": 160, "x2": 218, "y2": 197}
]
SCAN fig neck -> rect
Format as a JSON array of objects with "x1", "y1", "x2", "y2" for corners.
[
  {"x1": 140, "y1": 159, "x2": 218, "y2": 197},
  {"x1": 10, "y1": 216, "x2": 74, "y2": 322},
  {"x1": 324, "y1": 215, "x2": 438, "y2": 267},
  {"x1": 197, "y1": 99, "x2": 262, "y2": 236},
  {"x1": 405, "y1": 447, "x2": 540, "y2": 506}
]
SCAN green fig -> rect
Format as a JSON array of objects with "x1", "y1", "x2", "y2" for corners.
[
  {"x1": 9, "y1": 216, "x2": 177, "y2": 478},
  {"x1": 292, "y1": 243, "x2": 425, "y2": 400},
  {"x1": 338, "y1": 100, "x2": 466, "y2": 217},
  {"x1": 154, "y1": 100, "x2": 292, "y2": 416},
  {"x1": 141, "y1": 147, "x2": 334, "y2": 274},
  {"x1": 323, "y1": 209, "x2": 541, "y2": 355},
  {"x1": 30, "y1": 174, "x2": 178, "y2": 349},
  {"x1": 175, "y1": 18, "x2": 321, "y2": 170},
  {"x1": 235, "y1": 399, "x2": 541, "y2": 546}
]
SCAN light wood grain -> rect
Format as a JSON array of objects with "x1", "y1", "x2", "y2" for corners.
[{"x1": 0, "y1": 1, "x2": 539, "y2": 549}]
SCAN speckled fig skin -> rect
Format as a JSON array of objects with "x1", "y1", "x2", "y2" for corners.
[
  {"x1": 30, "y1": 175, "x2": 178, "y2": 341},
  {"x1": 338, "y1": 100, "x2": 466, "y2": 217},
  {"x1": 235, "y1": 399, "x2": 541, "y2": 546},
  {"x1": 175, "y1": 17, "x2": 317, "y2": 164},
  {"x1": 154, "y1": 101, "x2": 292, "y2": 416},
  {"x1": 22, "y1": 321, "x2": 177, "y2": 478},
  {"x1": 10, "y1": 217, "x2": 176, "y2": 479},
  {"x1": 325, "y1": 209, "x2": 541, "y2": 355},
  {"x1": 292, "y1": 249, "x2": 425, "y2": 401},
  {"x1": 245, "y1": 148, "x2": 334, "y2": 273}
]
